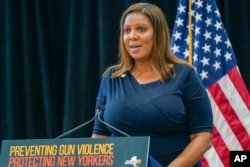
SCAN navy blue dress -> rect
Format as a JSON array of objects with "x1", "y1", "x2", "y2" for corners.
[{"x1": 93, "y1": 64, "x2": 213, "y2": 166}]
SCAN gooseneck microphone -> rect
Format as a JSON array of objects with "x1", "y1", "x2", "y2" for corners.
[
  {"x1": 55, "y1": 103, "x2": 104, "y2": 139},
  {"x1": 97, "y1": 107, "x2": 131, "y2": 137},
  {"x1": 55, "y1": 103, "x2": 130, "y2": 138}
]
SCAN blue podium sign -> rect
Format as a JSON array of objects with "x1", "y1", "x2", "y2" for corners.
[{"x1": 0, "y1": 136, "x2": 150, "y2": 167}]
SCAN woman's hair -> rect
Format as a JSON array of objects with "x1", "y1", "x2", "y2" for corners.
[{"x1": 104, "y1": 2, "x2": 190, "y2": 79}]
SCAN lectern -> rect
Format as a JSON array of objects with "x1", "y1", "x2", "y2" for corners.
[{"x1": 0, "y1": 136, "x2": 151, "y2": 167}]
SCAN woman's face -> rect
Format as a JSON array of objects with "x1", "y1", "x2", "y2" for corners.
[{"x1": 123, "y1": 12, "x2": 154, "y2": 62}]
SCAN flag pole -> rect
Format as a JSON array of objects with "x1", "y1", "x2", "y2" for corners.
[{"x1": 188, "y1": 0, "x2": 193, "y2": 65}]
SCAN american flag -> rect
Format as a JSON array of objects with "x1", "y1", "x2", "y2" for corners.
[{"x1": 170, "y1": 0, "x2": 250, "y2": 166}]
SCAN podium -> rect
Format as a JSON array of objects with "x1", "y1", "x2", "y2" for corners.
[{"x1": 0, "y1": 136, "x2": 151, "y2": 167}]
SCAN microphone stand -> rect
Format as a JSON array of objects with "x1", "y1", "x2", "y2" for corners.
[{"x1": 55, "y1": 105, "x2": 103, "y2": 139}]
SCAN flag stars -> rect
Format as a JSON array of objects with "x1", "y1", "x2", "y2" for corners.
[
  {"x1": 193, "y1": 53, "x2": 198, "y2": 62},
  {"x1": 206, "y1": 4, "x2": 212, "y2": 13},
  {"x1": 185, "y1": 36, "x2": 190, "y2": 44},
  {"x1": 183, "y1": 49, "x2": 189, "y2": 59},
  {"x1": 202, "y1": 43, "x2": 211, "y2": 53},
  {"x1": 178, "y1": 4, "x2": 186, "y2": 14},
  {"x1": 225, "y1": 39, "x2": 232, "y2": 48},
  {"x1": 195, "y1": 26, "x2": 201, "y2": 35},
  {"x1": 214, "y1": 9, "x2": 220, "y2": 17},
  {"x1": 200, "y1": 70, "x2": 208, "y2": 80},
  {"x1": 194, "y1": 12, "x2": 203, "y2": 22},
  {"x1": 186, "y1": 23, "x2": 194, "y2": 31},
  {"x1": 205, "y1": 17, "x2": 212, "y2": 27},
  {"x1": 171, "y1": 44, "x2": 180, "y2": 54},
  {"x1": 203, "y1": 30, "x2": 212, "y2": 40},
  {"x1": 213, "y1": 61, "x2": 221, "y2": 71},
  {"x1": 173, "y1": 31, "x2": 182, "y2": 40},
  {"x1": 214, "y1": 47, "x2": 221, "y2": 57},
  {"x1": 195, "y1": 0, "x2": 203, "y2": 8},
  {"x1": 194, "y1": 40, "x2": 199, "y2": 49},
  {"x1": 224, "y1": 51, "x2": 232, "y2": 61},
  {"x1": 175, "y1": 17, "x2": 184, "y2": 27},
  {"x1": 170, "y1": 0, "x2": 238, "y2": 88},
  {"x1": 214, "y1": 34, "x2": 222, "y2": 44},
  {"x1": 214, "y1": 21, "x2": 223, "y2": 30},
  {"x1": 201, "y1": 56, "x2": 210, "y2": 66},
  {"x1": 188, "y1": 9, "x2": 195, "y2": 17}
]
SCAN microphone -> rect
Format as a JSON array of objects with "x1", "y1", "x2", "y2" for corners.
[
  {"x1": 97, "y1": 106, "x2": 130, "y2": 137},
  {"x1": 55, "y1": 103, "x2": 104, "y2": 139}
]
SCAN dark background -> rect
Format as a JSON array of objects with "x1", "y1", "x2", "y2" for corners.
[{"x1": 0, "y1": 0, "x2": 249, "y2": 147}]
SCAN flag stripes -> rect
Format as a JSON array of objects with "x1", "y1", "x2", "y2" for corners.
[
  {"x1": 206, "y1": 128, "x2": 229, "y2": 166},
  {"x1": 207, "y1": 89, "x2": 242, "y2": 151},
  {"x1": 202, "y1": 145, "x2": 224, "y2": 167},
  {"x1": 208, "y1": 80, "x2": 250, "y2": 150},
  {"x1": 228, "y1": 68, "x2": 250, "y2": 109}
]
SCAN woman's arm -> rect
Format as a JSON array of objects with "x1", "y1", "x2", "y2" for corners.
[
  {"x1": 91, "y1": 133, "x2": 110, "y2": 138},
  {"x1": 167, "y1": 132, "x2": 212, "y2": 167}
]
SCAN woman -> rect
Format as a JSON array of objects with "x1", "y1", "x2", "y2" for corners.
[{"x1": 92, "y1": 2, "x2": 213, "y2": 167}]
